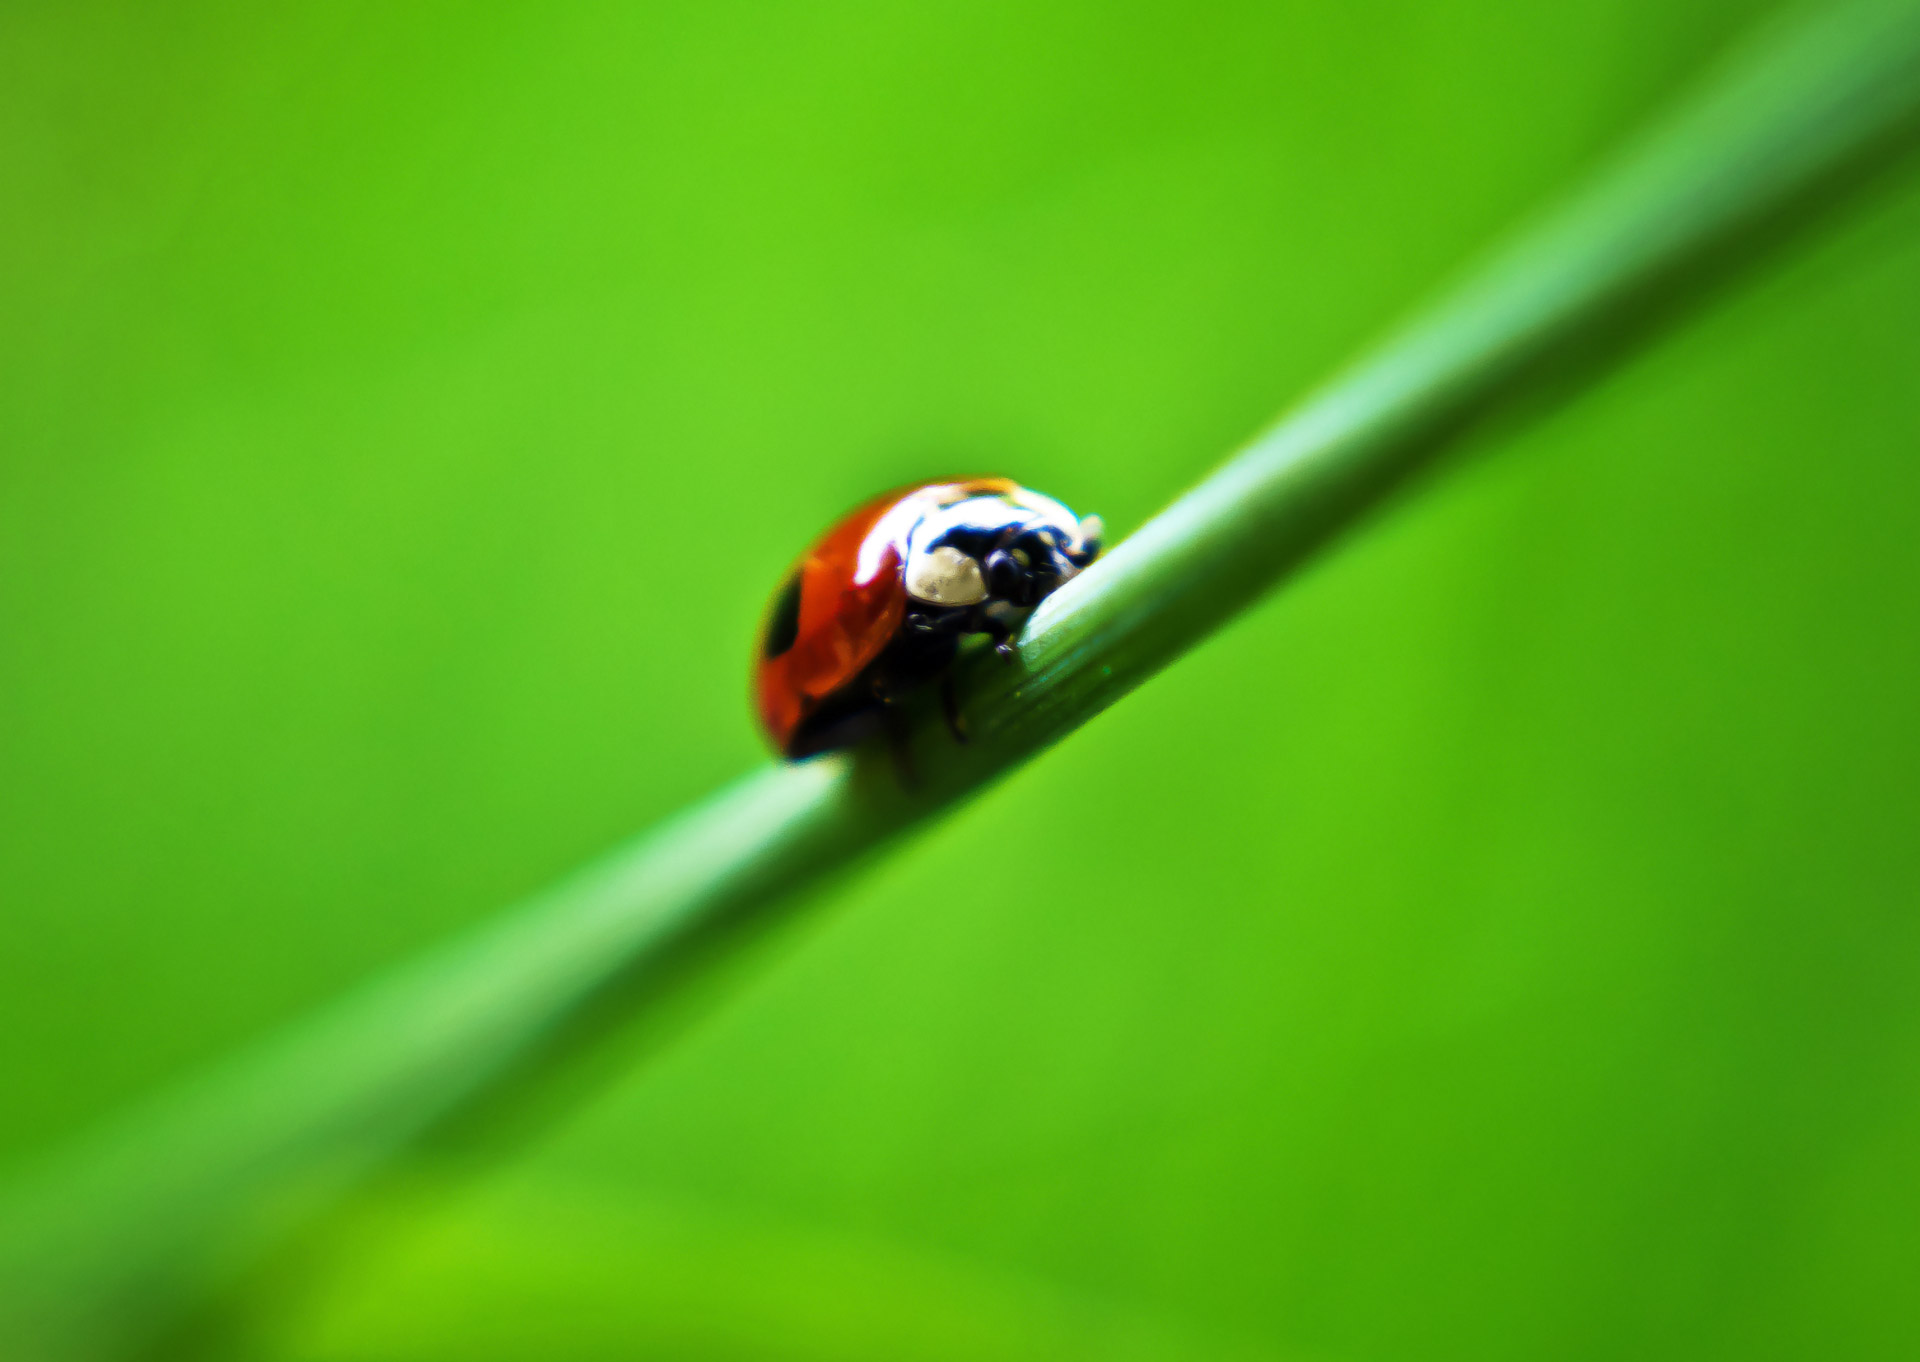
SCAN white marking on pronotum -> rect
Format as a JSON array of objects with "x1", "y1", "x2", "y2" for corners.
[
  {"x1": 904, "y1": 545, "x2": 989, "y2": 605},
  {"x1": 854, "y1": 483, "x2": 965, "y2": 586}
]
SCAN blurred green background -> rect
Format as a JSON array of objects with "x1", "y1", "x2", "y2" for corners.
[{"x1": 4, "y1": 0, "x2": 1919, "y2": 1357}]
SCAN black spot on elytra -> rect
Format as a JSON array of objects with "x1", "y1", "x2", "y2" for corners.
[{"x1": 762, "y1": 572, "x2": 803, "y2": 658}]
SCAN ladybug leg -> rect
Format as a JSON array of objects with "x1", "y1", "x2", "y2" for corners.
[
  {"x1": 973, "y1": 602, "x2": 1027, "y2": 664},
  {"x1": 939, "y1": 673, "x2": 969, "y2": 746},
  {"x1": 883, "y1": 705, "x2": 917, "y2": 789}
]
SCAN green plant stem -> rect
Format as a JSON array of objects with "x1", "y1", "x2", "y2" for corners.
[{"x1": 6, "y1": 1, "x2": 1920, "y2": 1358}]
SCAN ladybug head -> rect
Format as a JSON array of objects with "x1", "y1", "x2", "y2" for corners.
[
  {"x1": 980, "y1": 517, "x2": 1101, "y2": 607},
  {"x1": 901, "y1": 489, "x2": 1103, "y2": 620}
]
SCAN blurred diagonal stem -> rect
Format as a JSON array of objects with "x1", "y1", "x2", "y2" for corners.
[{"x1": 7, "y1": 1, "x2": 1920, "y2": 1358}]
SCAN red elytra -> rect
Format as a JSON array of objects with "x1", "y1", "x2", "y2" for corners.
[{"x1": 754, "y1": 477, "x2": 1018, "y2": 757}]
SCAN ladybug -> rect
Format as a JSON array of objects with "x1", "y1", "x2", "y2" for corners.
[{"x1": 755, "y1": 477, "x2": 1103, "y2": 759}]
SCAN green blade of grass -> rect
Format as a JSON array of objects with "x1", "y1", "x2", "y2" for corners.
[{"x1": 6, "y1": 1, "x2": 1920, "y2": 1357}]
